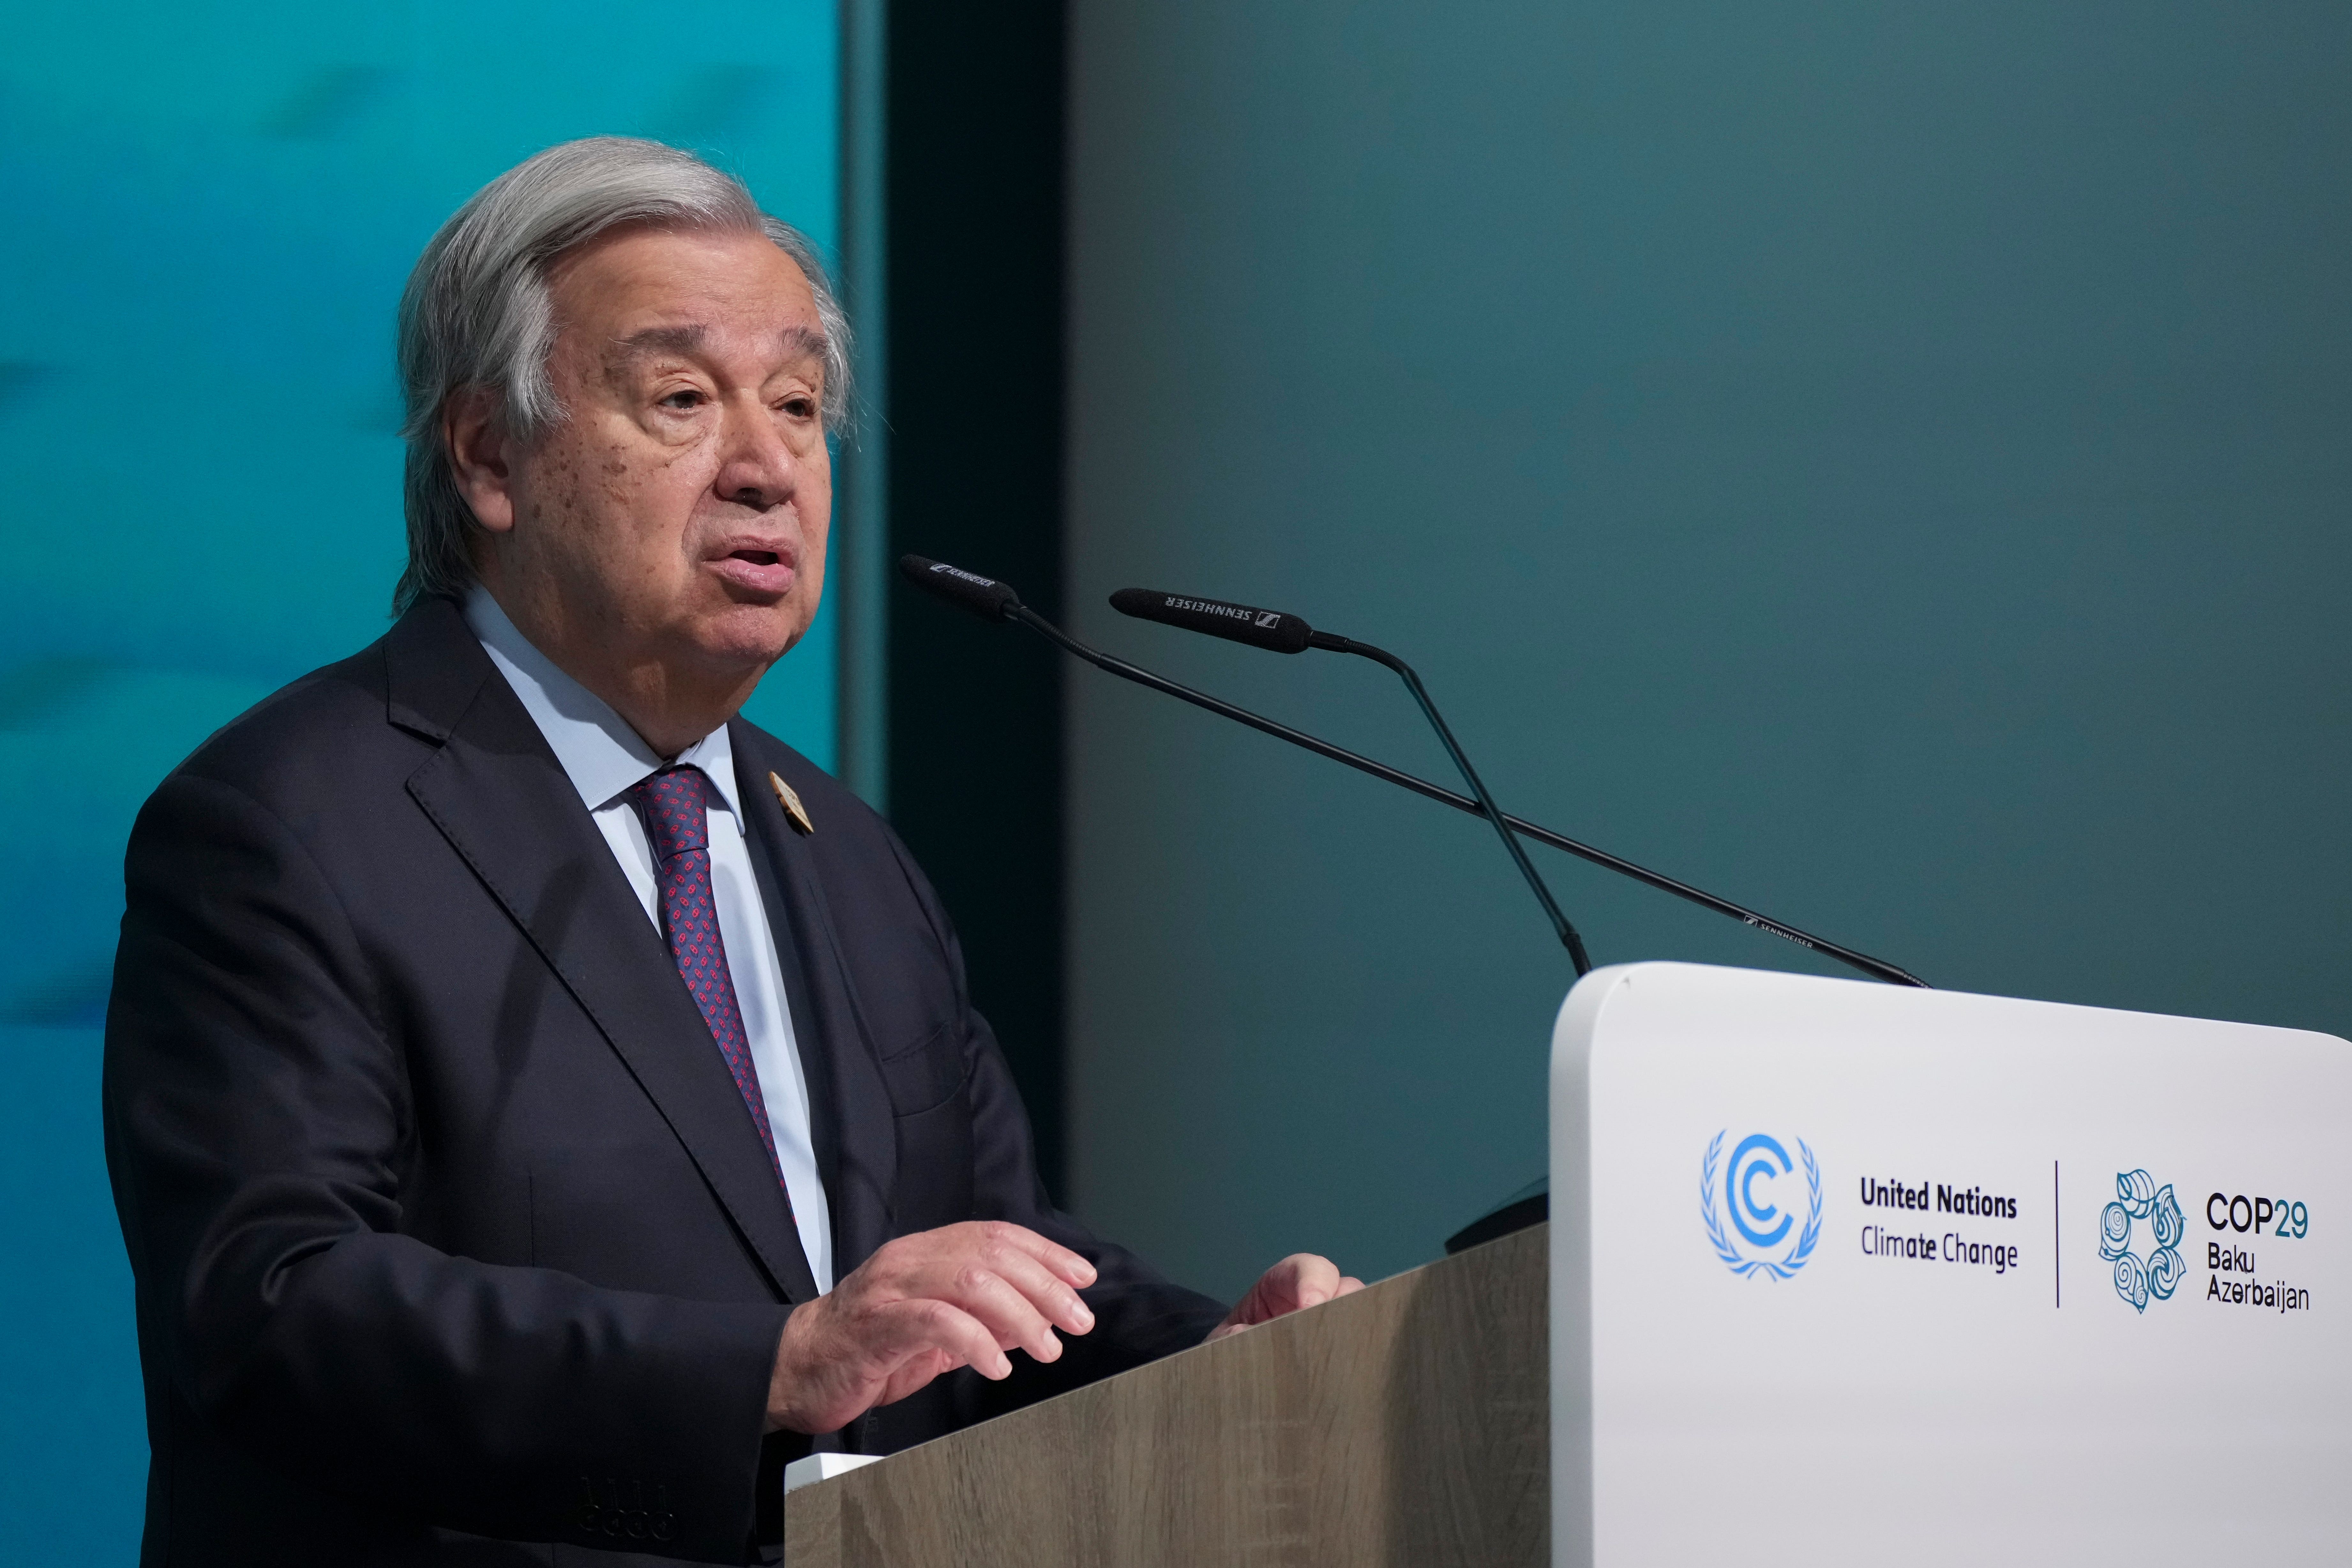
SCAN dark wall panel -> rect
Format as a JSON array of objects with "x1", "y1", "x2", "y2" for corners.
[{"x1": 886, "y1": 0, "x2": 1070, "y2": 1195}]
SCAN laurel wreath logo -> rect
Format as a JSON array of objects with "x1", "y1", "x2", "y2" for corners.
[{"x1": 1701, "y1": 1129, "x2": 1822, "y2": 1280}]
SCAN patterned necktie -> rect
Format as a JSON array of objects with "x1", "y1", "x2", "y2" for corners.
[{"x1": 627, "y1": 765, "x2": 786, "y2": 1194}]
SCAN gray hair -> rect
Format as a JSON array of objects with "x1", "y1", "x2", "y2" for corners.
[{"x1": 393, "y1": 136, "x2": 851, "y2": 612}]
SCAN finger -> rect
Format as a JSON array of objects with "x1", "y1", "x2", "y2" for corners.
[
  {"x1": 1276, "y1": 1253, "x2": 1345, "y2": 1310},
  {"x1": 961, "y1": 1236, "x2": 1098, "y2": 1337},
  {"x1": 1337, "y1": 1276, "x2": 1365, "y2": 1295},
  {"x1": 877, "y1": 1297, "x2": 1016, "y2": 1381},
  {"x1": 935, "y1": 1261, "x2": 1068, "y2": 1363},
  {"x1": 967, "y1": 1220, "x2": 1098, "y2": 1290},
  {"x1": 874, "y1": 1346, "x2": 960, "y2": 1408},
  {"x1": 843, "y1": 1227, "x2": 1093, "y2": 1355}
]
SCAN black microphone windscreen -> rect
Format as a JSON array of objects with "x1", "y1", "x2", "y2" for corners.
[
  {"x1": 1109, "y1": 588, "x2": 1313, "y2": 655},
  {"x1": 899, "y1": 555, "x2": 1023, "y2": 621}
]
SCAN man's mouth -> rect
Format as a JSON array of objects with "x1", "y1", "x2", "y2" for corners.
[{"x1": 710, "y1": 545, "x2": 797, "y2": 597}]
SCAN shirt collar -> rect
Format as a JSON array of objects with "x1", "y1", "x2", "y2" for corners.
[{"x1": 462, "y1": 585, "x2": 744, "y2": 830}]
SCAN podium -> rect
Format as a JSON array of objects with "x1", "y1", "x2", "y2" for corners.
[
  {"x1": 789, "y1": 963, "x2": 2350, "y2": 1565},
  {"x1": 1552, "y1": 962, "x2": 2350, "y2": 1564},
  {"x1": 785, "y1": 1221, "x2": 1548, "y2": 1565}
]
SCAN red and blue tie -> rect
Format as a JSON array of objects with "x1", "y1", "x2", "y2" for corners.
[{"x1": 628, "y1": 765, "x2": 786, "y2": 1194}]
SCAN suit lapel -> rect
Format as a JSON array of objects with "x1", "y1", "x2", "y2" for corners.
[
  {"x1": 731, "y1": 724, "x2": 899, "y2": 1281},
  {"x1": 388, "y1": 602, "x2": 820, "y2": 1304}
]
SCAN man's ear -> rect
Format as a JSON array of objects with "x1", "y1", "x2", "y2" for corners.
[{"x1": 443, "y1": 386, "x2": 517, "y2": 534}]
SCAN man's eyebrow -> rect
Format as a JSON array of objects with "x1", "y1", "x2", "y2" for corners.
[
  {"x1": 777, "y1": 324, "x2": 829, "y2": 363},
  {"x1": 607, "y1": 323, "x2": 828, "y2": 371},
  {"x1": 612, "y1": 325, "x2": 707, "y2": 359}
]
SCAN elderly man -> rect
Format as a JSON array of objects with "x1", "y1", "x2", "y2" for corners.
[{"x1": 103, "y1": 137, "x2": 1356, "y2": 1567}]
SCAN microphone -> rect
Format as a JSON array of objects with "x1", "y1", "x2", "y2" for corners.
[
  {"x1": 1107, "y1": 588, "x2": 1312, "y2": 655},
  {"x1": 898, "y1": 555, "x2": 1926, "y2": 988},
  {"x1": 1115, "y1": 588, "x2": 1588, "y2": 970},
  {"x1": 898, "y1": 554, "x2": 1023, "y2": 620}
]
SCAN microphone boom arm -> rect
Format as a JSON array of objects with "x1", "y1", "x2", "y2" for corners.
[
  {"x1": 1306, "y1": 630, "x2": 1589, "y2": 973},
  {"x1": 1009, "y1": 605, "x2": 1927, "y2": 989}
]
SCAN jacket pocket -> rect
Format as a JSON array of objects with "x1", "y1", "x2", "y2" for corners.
[{"x1": 877, "y1": 1021, "x2": 966, "y2": 1116}]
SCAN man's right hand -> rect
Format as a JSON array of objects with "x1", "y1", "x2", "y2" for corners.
[{"x1": 765, "y1": 1221, "x2": 1099, "y2": 1434}]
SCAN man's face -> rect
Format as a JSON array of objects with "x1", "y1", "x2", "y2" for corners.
[{"x1": 498, "y1": 225, "x2": 832, "y2": 689}]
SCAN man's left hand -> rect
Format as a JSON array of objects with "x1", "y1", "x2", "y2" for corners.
[{"x1": 1206, "y1": 1253, "x2": 1365, "y2": 1341}]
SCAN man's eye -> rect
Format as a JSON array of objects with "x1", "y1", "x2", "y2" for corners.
[
  {"x1": 658, "y1": 389, "x2": 705, "y2": 410},
  {"x1": 781, "y1": 395, "x2": 815, "y2": 418}
]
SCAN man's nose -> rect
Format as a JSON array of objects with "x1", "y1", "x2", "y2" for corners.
[{"x1": 711, "y1": 395, "x2": 801, "y2": 509}]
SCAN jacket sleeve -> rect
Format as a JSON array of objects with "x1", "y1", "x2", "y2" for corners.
[
  {"x1": 102, "y1": 771, "x2": 792, "y2": 1563},
  {"x1": 883, "y1": 827, "x2": 1230, "y2": 1430},
  {"x1": 963, "y1": 1001, "x2": 1233, "y2": 1406}
]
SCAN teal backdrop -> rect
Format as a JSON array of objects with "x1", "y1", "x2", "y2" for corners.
[
  {"x1": 0, "y1": 6, "x2": 838, "y2": 1558},
  {"x1": 1062, "y1": 2, "x2": 2352, "y2": 1302}
]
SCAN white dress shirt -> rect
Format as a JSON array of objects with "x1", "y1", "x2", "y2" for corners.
[{"x1": 464, "y1": 587, "x2": 834, "y2": 1292}]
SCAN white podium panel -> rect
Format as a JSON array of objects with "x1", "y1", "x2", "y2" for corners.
[{"x1": 1550, "y1": 963, "x2": 2350, "y2": 1567}]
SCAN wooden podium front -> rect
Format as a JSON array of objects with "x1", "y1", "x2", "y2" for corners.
[{"x1": 785, "y1": 1225, "x2": 1546, "y2": 1566}]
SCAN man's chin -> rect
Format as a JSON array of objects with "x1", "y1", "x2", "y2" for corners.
[{"x1": 685, "y1": 602, "x2": 808, "y2": 678}]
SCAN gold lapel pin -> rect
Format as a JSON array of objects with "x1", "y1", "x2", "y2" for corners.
[{"x1": 768, "y1": 770, "x2": 814, "y2": 835}]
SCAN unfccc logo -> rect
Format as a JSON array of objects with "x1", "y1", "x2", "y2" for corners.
[
  {"x1": 1701, "y1": 1131, "x2": 1822, "y2": 1279},
  {"x1": 2100, "y1": 1168, "x2": 2187, "y2": 1313}
]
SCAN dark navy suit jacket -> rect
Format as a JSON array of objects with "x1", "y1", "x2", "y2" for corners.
[{"x1": 102, "y1": 597, "x2": 1224, "y2": 1565}]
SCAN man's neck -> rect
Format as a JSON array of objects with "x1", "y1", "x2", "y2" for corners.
[{"x1": 473, "y1": 577, "x2": 755, "y2": 759}]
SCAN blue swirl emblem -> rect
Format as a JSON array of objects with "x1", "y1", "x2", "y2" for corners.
[
  {"x1": 1700, "y1": 1130, "x2": 1822, "y2": 1279},
  {"x1": 2100, "y1": 1168, "x2": 2183, "y2": 1314}
]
